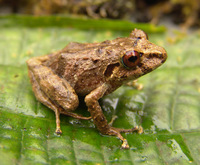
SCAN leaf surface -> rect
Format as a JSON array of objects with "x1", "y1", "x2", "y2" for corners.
[{"x1": 0, "y1": 16, "x2": 200, "y2": 165}]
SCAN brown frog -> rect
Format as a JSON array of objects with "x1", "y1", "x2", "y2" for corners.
[{"x1": 27, "y1": 29, "x2": 167, "y2": 148}]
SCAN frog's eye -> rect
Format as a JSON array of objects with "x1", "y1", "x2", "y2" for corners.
[{"x1": 121, "y1": 51, "x2": 141, "y2": 69}]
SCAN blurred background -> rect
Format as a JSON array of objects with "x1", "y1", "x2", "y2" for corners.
[
  {"x1": 1, "y1": 1, "x2": 200, "y2": 164},
  {"x1": 0, "y1": 0, "x2": 199, "y2": 30}
]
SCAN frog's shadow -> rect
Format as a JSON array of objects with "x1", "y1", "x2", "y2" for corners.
[{"x1": 58, "y1": 96, "x2": 112, "y2": 127}]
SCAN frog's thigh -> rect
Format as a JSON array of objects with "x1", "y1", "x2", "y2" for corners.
[
  {"x1": 28, "y1": 69, "x2": 60, "y2": 112},
  {"x1": 27, "y1": 56, "x2": 79, "y2": 112}
]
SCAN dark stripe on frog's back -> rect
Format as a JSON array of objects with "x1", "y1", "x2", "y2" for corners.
[
  {"x1": 46, "y1": 36, "x2": 132, "y2": 70},
  {"x1": 55, "y1": 40, "x2": 120, "y2": 69}
]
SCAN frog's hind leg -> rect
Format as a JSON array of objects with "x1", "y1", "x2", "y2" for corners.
[
  {"x1": 28, "y1": 69, "x2": 64, "y2": 134},
  {"x1": 27, "y1": 56, "x2": 91, "y2": 134}
]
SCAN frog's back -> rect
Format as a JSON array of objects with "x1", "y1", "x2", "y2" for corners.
[{"x1": 45, "y1": 37, "x2": 133, "y2": 95}]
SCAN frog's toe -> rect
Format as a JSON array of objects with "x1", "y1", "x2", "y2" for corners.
[
  {"x1": 107, "y1": 126, "x2": 143, "y2": 149},
  {"x1": 55, "y1": 128, "x2": 62, "y2": 135},
  {"x1": 106, "y1": 127, "x2": 130, "y2": 149},
  {"x1": 137, "y1": 126, "x2": 143, "y2": 134},
  {"x1": 121, "y1": 139, "x2": 129, "y2": 149},
  {"x1": 115, "y1": 125, "x2": 143, "y2": 134}
]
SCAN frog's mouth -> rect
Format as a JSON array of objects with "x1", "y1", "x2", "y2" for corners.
[
  {"x1": 138, "y1": 47, "x2": 167, "y2": 76},
  {"x1": 140, "y1": 51, "x2": 167, "y2": 72}
]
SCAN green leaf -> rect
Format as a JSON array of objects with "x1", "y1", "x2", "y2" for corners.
[
  {"x1": 0, "y1": 16, "x2": 200, "y2": 165},
  {"x1": 0, "y1": 15, "x2": 166, "y2": 33}
]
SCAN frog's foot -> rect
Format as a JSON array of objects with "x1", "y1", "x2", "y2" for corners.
[
  {"x1": 107, "y1": 126, "x2": 143, "y2": 149},
  {"x1": 55, "y1": 127, "x2": 62, "y2": 135},
  {"x1": 116, "y1": 126, "x2": 143, "y2": 134},
  {"x1": 108, "y1": 116, "x2": 143, "y2": 133},
  {"x1": 55, "y1": 109, "x2": 63, "y2": 134}
]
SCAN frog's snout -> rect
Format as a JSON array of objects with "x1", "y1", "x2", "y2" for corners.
[{"x1": 151, "y1": 46, "x2": 167, "y2": 64}]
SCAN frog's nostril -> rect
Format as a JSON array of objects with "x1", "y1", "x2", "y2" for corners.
[
  {"x1": 156, "y1": 53, "x2": 163, "y2": 59},
  {"x1": 162, "y1": 51, "x2": 167, "y2": 59},
  {"x1": 161, "y1": 52, "x2": 167, "y2": 63}
]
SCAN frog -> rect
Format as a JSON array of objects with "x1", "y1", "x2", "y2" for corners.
[{"x1": 26, "y1": 29, "x2": 167, "y2": 149}]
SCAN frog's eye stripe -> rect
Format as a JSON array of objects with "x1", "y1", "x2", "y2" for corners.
[{"x1": 121, "y1": 51, "x2": 141, "y2": 69}]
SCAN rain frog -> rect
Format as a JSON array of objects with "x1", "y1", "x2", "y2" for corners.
[{"x1": 27, "y1": 29, "x2": 167, "y2": 148}]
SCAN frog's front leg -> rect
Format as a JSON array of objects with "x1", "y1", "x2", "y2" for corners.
[
  {"x1": 27, "y1": 56, "x2": 91, "y2": 134},
  {"x1": 85, "y1": 83, "x2": 143, "y2": 149}
]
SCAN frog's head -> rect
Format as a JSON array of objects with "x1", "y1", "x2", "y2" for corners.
[{"x1": 105, "y1": 29, "x2": 167, "y2": 82}]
